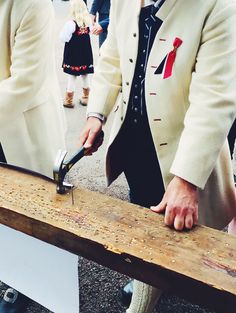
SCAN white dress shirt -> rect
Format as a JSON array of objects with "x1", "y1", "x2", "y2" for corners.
[
  {"x1": 60, "y1": 20, "x2": 76, "y2": 43},
  {"x1": 144, "y1": 0, "x2": 164, "y2": 7}
]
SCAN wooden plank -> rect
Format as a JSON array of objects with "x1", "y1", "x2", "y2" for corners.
[{"x1": 0, "y1": 165, "x2": 236, "y2": 312}]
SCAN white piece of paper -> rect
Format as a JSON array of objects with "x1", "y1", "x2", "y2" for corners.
[{"x1": 0, "y1": 224, "x2": 79, "y2": 313}]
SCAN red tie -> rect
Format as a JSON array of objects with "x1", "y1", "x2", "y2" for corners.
[{"x1": 163, "y1": 37, "x2": 183, "y2": 79}]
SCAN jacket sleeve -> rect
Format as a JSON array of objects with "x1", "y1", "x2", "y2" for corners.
[
  {"x1": 0, "y1": 0, "x2": 55, "y2": 129},
  {"x1": 90, "y1": 0, "x2": 104, "y2": 15},
  {"x1": 99, "y1": 17, "x2": 109, "y2": 32},
  {"x1": 87, "y1": 0, "x2": 122, "y2": 119},
  {"x1": 170, "y1": 1, "x2": 236, "y2": 189}
]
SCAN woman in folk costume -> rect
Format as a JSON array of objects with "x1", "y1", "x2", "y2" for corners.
[{"x1": 60, "y1": 0, "x2": 94, "y2": 108}]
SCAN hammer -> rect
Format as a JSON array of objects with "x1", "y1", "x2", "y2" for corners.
[{"x1": 53, "y1": 130, "x2": 104, "y2": 194}]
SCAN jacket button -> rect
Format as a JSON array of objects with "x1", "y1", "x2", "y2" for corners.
[
  {"x1": 133, "y1": 33, "x2": 137, "y2": 37},
  {"x1": 126, "y1": 82, "x2": 130, "y2": 86},
  {"x1": 129, "y1": 59, "x2": 133, "y2": 63}
]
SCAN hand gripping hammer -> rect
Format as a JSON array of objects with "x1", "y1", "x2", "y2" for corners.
[{"x1": 53, "y1": 130, "x2": 104, "y2": 194}]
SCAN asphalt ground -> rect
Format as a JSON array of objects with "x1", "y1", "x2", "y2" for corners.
[{"x1": 1, "y1": 0, "x2": 235, "y2": 312}]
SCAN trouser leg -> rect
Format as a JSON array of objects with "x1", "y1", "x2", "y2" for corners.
[
  {"x1": 124, "y1": 155, "x2": 164, "y2": 313},
  {"x1": 227, "y1": 120, "x2": 236, "y2": 235},
  {"x1": 122, "y1": 122, "x2": 165, "y2": 208},
  {"x1": 0, "y1": 143, "x2": 6, "y2": 163},
  {"x1": 119, "y1": 121, "x2": 164, "y2": 313},
  {"x1": 228, "y1": 119, "x2": 236, "y2": 158},
  {"x1": 99, "y1": 32, "x2": 107, "y2": 47}
]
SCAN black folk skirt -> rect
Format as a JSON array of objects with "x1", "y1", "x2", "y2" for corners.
[{"x1": 62, "y1": 23, "x2": 94, "y2": 76}]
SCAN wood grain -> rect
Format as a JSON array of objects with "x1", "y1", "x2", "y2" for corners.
[{"x1": 0, "y1": 164, "x2": 236, "y2": 312}]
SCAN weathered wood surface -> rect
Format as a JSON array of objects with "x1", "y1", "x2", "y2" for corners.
[{"x1": 0, "y1": 165, "x2": 236, "y2": 312}]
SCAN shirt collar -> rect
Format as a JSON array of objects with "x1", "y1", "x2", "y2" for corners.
[{"x1": 143, "y1": 0, "x2": 164, "y2": 7}]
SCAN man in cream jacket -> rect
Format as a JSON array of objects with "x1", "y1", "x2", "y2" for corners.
[
  {"x1": 79, "y1": 0, "x2": 236, "y2": 312},
  {"x1": 0, "y1": 1, "x2": 79, "y2": 313},
  {"x1": 0, "y1": 0, "x2": 66, "y2": 174}
]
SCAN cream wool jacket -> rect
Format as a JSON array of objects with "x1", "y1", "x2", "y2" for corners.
[
  {"x1": 87, "y1": 0, "x2": 236, "y2": 229},
  {"x1": 0, "y1": 0, "x2": 66, "y2": 177}
]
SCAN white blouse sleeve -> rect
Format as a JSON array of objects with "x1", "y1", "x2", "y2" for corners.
[{"x1": 60, "y1": 21, "x2": 76, "y2": 43}]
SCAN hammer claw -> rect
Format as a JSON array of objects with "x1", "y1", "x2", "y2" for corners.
[{"x1": 53, "y1": 149, "x2": 67, "y2": 183}]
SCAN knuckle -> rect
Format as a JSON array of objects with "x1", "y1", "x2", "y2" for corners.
[{"x1": 167, "y1": 204, "x2": 175, "y2": 214}]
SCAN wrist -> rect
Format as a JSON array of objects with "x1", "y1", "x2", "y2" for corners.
[
  {"x1": 174, "y1": 176, "x2": 197, "y2": 190},
  {"x1": 87, "y1": 112, "x2": 106, "y2": 124}
]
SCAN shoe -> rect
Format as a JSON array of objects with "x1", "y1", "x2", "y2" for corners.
[
  {"x1": 118, "y1": 280, "x2": 133, "y2": 307},
  {"x1": 0, "y1": 288, "x2": 29, "y2": 313},
  {"x1": 63, "y1": 91, "x2": 74, "y2": 108},
  {"x1": 79, "y1": 88, "x2": 90, "y2": 106}
]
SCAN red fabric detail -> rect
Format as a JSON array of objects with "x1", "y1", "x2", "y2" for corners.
[
  {"x1": 163, "y1": 37, "x2": 183, "y2": 79},
  {"x1": 63, "y1": 64, "x2": 93, "y2": 72},
  {"x1": 77, "y1": 27, "x2": 89, "y2": 36}
]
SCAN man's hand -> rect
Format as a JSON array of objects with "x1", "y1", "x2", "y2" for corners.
[
  {"x1": 91, "y1": 23, "x2": 103, "y2": 35},
  {"x1": 151, "y1": 176, "x2": 198, "y2": 231},
  {"x1": 78, "y1": 117, "x2": 103, "y2": 155}
]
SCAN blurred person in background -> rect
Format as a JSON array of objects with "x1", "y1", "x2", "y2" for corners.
[
  {"x1": 0, "y1": 1, "x2": 78, "y2": 313},
  {"x1": 90, "y1": 0, "x2": 110, "y2": 47},
  {"x1": 91, "y1": 17, "x2": 109, "y2": 40}
]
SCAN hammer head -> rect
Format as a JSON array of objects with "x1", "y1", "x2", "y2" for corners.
[
  {"x1": 53, "y1": 130, "x2": 104, "y2": 194},
  {"x1": 53, "y1": 150, "x2": 73, "y2": 194}
]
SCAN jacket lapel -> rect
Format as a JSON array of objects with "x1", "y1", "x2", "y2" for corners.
[
  {"x1": 155, "y1": 0, "x2": 178, "y2": 21},
  {"x1": 127, "y1": 0, "x2": 179, "y2": 82},
  {"x1": 124, "y1": 0, "x2": 142, "y2": 82}
]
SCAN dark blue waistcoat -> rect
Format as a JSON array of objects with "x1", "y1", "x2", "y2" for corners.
[{"x1": 116, "y1": 3, "x2": 166, "y2": 207}]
